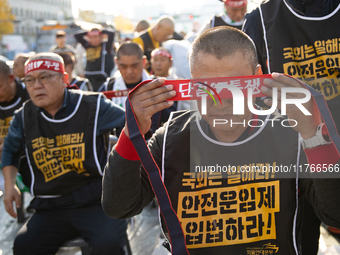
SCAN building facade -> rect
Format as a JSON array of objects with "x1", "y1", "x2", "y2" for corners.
[{"x1": 8, "y1": 0, "x2": 73, "y2": 51}]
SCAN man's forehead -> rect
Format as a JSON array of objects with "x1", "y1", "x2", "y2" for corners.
[
  {"x1": 25, "y1": 70, "x2": 55, "y2": 77},
  {"x1": 152, "y1": 54, "x2": 170, "y2": 60},
  {"x1": 160, "y1": 23, "x2": 174, "y2": 31},
  {"x1": 195, "y1": 50, "x2": 244, "y2": 59},
  {"x1": 89, "y1": 34, "x2": 101, "y2": 39},
  {"x1": 192, "y1": 51, "x2": 252, "y2": 78},
  {"x1": 117, "y1": 55, "x2": 142, "y2": 65}
]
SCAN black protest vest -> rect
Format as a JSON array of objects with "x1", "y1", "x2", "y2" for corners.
[
  {"x1": 0, "y1": 81, "x2": 28, "y2": 138},
  {"x1": 140, "y1": 30, "x2": 155, "y2": 62},
  {"x1": 85, "y1": 41, "x2": 113, "y2": 78},
  {"x1": 211, "y1": 15, "x2": 243, "y2": 30},
  {"x1": 259, "y1": 0, "x2": 340, "y2": 118},
  {"x1": 71, "y1": 77, "x2": 91, "y2": 91},
  {"x1": 23, "y1": 91, "x2": 104, "y2": 196},
  {"x1": 161, "y1": 111, "x2": 300, "y2": 255}
]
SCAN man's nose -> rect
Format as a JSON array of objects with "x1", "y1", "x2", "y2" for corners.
[
  {"x1": 126, "y1": 67, "x2": 133, "y2": 74},
  {"x1": 217, "y1": 98, "x2": 233, "y2": 109},
  {"x1": 32, "y1": 78, "x2": 43, "y2": 88},
  {"x1": 235, "y1": 11, "x2": 244, "y2": 21}
]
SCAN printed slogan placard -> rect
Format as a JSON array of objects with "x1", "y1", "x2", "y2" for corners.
[
  {"x1": 177, "y1": 181, "x2": 280, "y2": 248},
  {"x1": 0, "y1": 116, "x2": 13, "y2": 138},
  {"x1": 31, "y1": 132, "x2": 85, "y2": 182},
  {"x1": 282, "y1": 39, "x2": 340, "y2": 101}
]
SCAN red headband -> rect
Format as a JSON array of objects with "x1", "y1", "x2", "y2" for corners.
[
  {"x1": 224, "y1": 0, "x2": 247, "y2": 7},
  {"x1": 25, "y1": 59, "x2": 65, "y2": 76},
  {"x1": 87, "y1": 30, "x2": 101, "y2": 36},
  {"x1": 151, "y1": 49, "x2": 173, "y2": 60}
]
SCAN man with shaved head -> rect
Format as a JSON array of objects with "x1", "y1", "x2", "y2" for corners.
[
  {"x1": 13, "y1": 53, "x2": 30, "y2": 80},
  {"x1": 100, "y1": 42, "x2": 150, "y2": 108},
  {"x1": 103, "y1": 27, "x2": 340, "y2": 254},
  {"x1": 2, "y1": 52, "x2": 127, "y2": 255},
  {"x1": 100, "y1": 42, "x2": 176, "y2": 135},
  {"x1": 133, "y1": 15, "x2": 175, "y2": 71}
]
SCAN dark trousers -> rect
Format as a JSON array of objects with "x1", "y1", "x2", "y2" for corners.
[{"x1": 13, "y1": 204, "x2": 127, "y2": 255}]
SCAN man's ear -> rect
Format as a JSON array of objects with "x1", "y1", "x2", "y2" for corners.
[
  {"x1": 142, "y1": 55, "x2": 147, "y2": 68},
  {"x1": 114, "y1": 56, "x2": 118, "y2": 66},
  {"x1": 255, "y1": 64, "x2": 262, "y2": 75},
  {"x1": 63, "y1": 73, "x2": 69, "y2": 87},
  {"x1": 8, "y1": 74, "x2": 15, "y2": 83}
]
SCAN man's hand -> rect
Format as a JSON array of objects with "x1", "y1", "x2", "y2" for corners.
[
  {"x1": 261, "y1": 73, "x2": 322, "y2": 139},
  {"x1": 124, "y1": 78, "x2": 176, "y2": 136},
  {"x1": 4, "y1": 184, "x2": 21, "y2": 218}
]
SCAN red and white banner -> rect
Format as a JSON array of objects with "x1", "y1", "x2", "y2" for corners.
[
  {"x1": 107, "y1": 75, "x2": 270, "y2": 101},
  {"x1": 102, "y1": 89, "x2": 131, "y2": 98},
  {"x1": 25, "y1": 59, "x2": 64, "y2": 76}
]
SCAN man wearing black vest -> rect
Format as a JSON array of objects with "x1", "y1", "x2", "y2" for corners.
[
  {"x1": 243, "y1": 0, "x2": 340, "y2": 127},
  {"x1": 99, "y1": 42, "x2": 150, "y2": 108},
  {"x1": 133, "y1": 15, "x2": 175, "y2": 72},
  {"x1": 198, "y1": 0, "x2": 247, "y2": 35},
  {"x1": 2, "y1": 53, "x2": 127, "y2": 255},
  {"x1": 102, "y1": 27, "x2": 340, "y2": 254},
  {"x1": 243, "y1": 1, "x2": 340, "y2": 253},
  {"x1": 0, "y1": 61, "x2": 29, "y2": 159},
  {"x1": 75, "y1": 28, "x2": 115, "y2": 91},
  {"x1": 0, "y1": 61, "x2": 30, "y2": 193},
  {"x1": 100, "y1": 42, "x2": 176, "y2": 134}
]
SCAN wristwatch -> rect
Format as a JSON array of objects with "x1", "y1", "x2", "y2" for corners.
[{"x1": 301, "y1": 123, "x2": 332, "y2": 149}]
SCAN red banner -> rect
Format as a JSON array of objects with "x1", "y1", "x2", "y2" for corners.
[
  {"x1": 102, "y1": 75, "x2": 271, "y2": 100},
  {"x1": 102, "y1": 89, "x2": 131, "y2": 98}
]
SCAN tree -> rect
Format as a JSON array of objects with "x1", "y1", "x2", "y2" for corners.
[{"x1": 0, "y1": 0, "x2": 14, "y2": 39}]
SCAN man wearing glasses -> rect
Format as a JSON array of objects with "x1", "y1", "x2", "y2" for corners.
[{"x1": 2, "y1": 52, "x2": 127, "y2": 255}]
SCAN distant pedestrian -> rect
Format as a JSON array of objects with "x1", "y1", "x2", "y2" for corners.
[
  {"x1": 49, "y1": 30, "x2": 76, "y2": 56},
  {"x1": 198, "y1": 0, "x2": 247, "y2": 35}
]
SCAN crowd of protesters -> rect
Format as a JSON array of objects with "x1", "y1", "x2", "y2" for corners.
[{"x1": 1, "y1": 0, "x2": 340, "y2": 254}]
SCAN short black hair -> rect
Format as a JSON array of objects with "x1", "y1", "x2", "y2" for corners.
[
  {"x1": 56, "y1": 30, "x2": 66, "y2": 38},
  {"x1": 116, "y1": 42, "x2": 144, "y2": 60},
  {"x1": 58, "y1": 53, "x2": 75, "y2": 70},
  {"x1": 190, "y1": 26, "x2": 258, "y2": 73}
]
